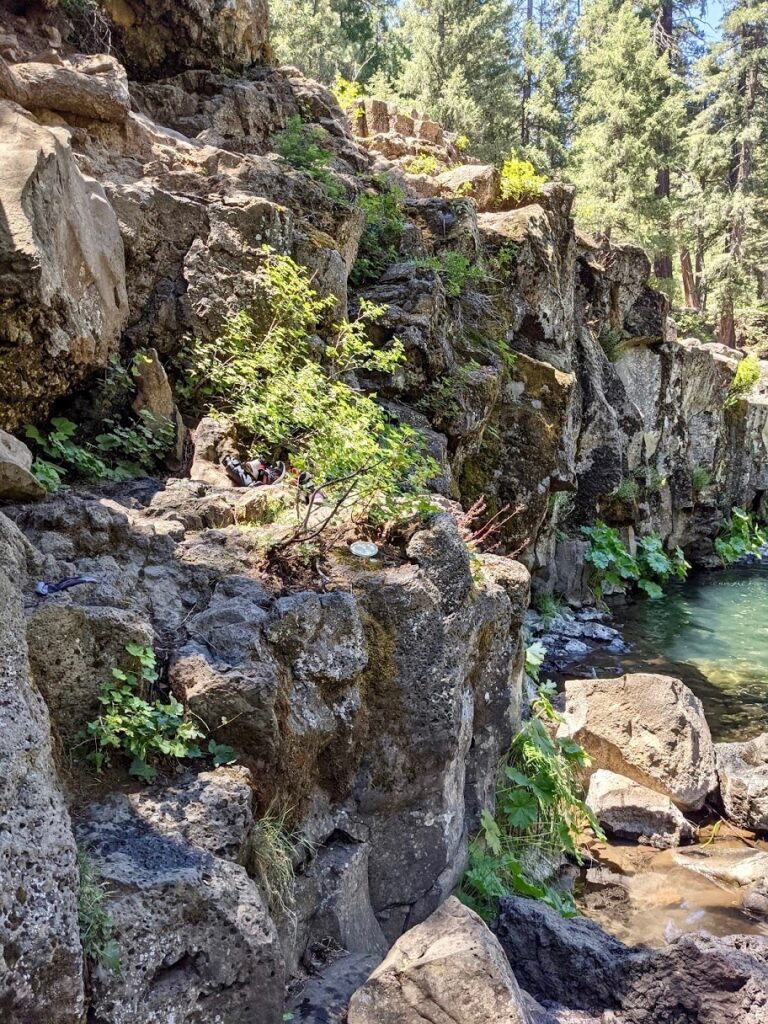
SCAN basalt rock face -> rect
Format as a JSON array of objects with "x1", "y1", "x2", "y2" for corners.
[{"x1": 0, "y1": 482, "x2": 528, "y2": 1022}]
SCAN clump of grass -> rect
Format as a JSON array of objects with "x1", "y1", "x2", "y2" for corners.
[
  {"x1": 77, "y1": 850, "x2": 120, "y2": 973},
  {"x1": 246, "y1": 805, "x2": 314, "y2": 923},
  {"x1": 534, "y1": 592, "x2": 564, "y2": 628}
]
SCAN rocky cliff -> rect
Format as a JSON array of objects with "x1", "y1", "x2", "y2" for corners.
[{"x1": 1, "y1": 2, "x2": 768, "y2": 1022}]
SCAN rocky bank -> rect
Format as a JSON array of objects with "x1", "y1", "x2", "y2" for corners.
[{"x1": 2, "y1": 1, "x2": 768, "y2": 1023}]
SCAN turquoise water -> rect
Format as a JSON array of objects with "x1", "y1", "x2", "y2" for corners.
[{"x1": 568, "y1": 562, "x2": 768, "y2": 742}]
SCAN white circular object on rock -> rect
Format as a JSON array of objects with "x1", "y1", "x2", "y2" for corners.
[{"x1": 350, "y1": 541, "x2": 379, "y2": 558}]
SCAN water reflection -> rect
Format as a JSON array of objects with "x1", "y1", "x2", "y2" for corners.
[{"x1": 565, "y1": 563, "x2": 768, "y2": 742}]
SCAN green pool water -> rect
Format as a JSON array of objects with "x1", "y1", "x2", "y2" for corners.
[{"x1": 568, "y1": 562, "x2": 768, "y2": 743}]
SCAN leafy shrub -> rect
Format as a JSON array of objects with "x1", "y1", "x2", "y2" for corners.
[
  {"x1": 674, "y1": 308, "x2": 716, "y2": 344},
  {"x1": 351, "y1": 179, "x2": 406, "y2": 285},
  {"x1": 414, "y1": 250, "x2": 484, "y2": 297},
  {"x1": 724, "y1": 354, "x2": 761, "y2": 408},
  {"x1": 82, "y1": 644, "x2": 236, "y2": 781},
  {"x1": 715, "y1": 506, "x2": 766, "y2": 564},
  {"x1": 403, "y1": 153, "x2": 441, "y2": 176},
  {"x1": 275, "y1": 115, "x2": 344, "y2": 201},
  {"x1": 77, "y1": 850, "x2": 120, "y2": 973},
  {"x1": 179, "y1": 247, "x2": 437, "y2": 528},
  {"x1": 494, "y1": 244, "x2": 519, "y2": 275},
  {"x1": 26, "y1": 412, "x2": 174, "y2": 492},
  {"x1": 332, "y1": 74, "x2": 364, "y2": 115},
  {"x1": 455, "y1": 134, "x2": 470, "y2": 152},
  {"x1": 582, "y1": 521, "x2": 689, "y2": 599},
  {"x1": 499, "y1": 157, "x2": 546, "y2": 205},
  {"x1": 692, "y1": 465, "x2": 711, "y2": 493},
  {"x1": 459, "y1": 676, "x2": 600, "y2": 922},
  {"x1": 735, "y1": 305, "x2": 768, "y2": 353}
]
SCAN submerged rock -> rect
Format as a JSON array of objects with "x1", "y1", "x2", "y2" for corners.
[
  {"x1": 716, "y1": 733, "x2": 768, "y2": 833},
  {"x1": 586, "y1": 769, "x2": 696, "y2": 848},
  {"x1": 561, "y1": 674, "x2": 718, "y2": 811},
  {"x1": 348, "y1": 897, "x2": 532, "y2": 1024}
]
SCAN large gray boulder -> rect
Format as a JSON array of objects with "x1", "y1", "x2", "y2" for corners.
[
  {"x1": 0, "y1": 429, "x2": 44, "y2": 501},
  {"x1": 77, "y1": 767, "x2": 285, "y2": 1024},
  {"x1": 0, "y1": 513, "x2": 84, "y2": 1023},
  {"x1": 0, "y1": 102, "x2": 127, "y2": 431},
  {"x1": 494, "y1": 895, "x2": 768, "y2": 1023},
  {"x1": 561, "y1": 674, "x2": 718, "y2": 811},
  {"x1": 348, "y1": 897, "x2": 532, "y2": 1024},
  {"x1": 586, "y1": 769, "x2": 696, "y2": 848},
  {"x1": 716, "y1": 733, "x2": 768, "y2": 833}
]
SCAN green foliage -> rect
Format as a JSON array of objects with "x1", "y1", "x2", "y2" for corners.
[
  {"x1": 674, "y1": 309, "x2": 717, "y2": 345},
  {"x1": 414, "y1": 250, "x2": 484, "y2": 297},
  {"x1": 417, "y1": 359, "x2": 481, "y2": 424},
  {"x1": 524, "y1": 639, "x2": 547, "y2": 680},
  {"x1": 179, "y1": 247, "x2": 437, "y2": 525},
  {"x1": 612, "y1": 477, "x2": 637, "y2": 502},
  {"x1": 581, "y1": 521, "x2": 689, "y2": 600},
  {"x1": 715, "y1": 506, "x2": 766, "y2": 565},
  {"x1": 275, "y1": 116, "x2": 345, "y2": 200},
  {"x1": 597, "y1": 327, "x2": 625, "y2": 362},
  {"x1": 77, "y1": 850, "x2": 120, "y2": 973},
  {"x1": 498, "y1": 156, "x2": 547, "y2": 205},
  {"x1": 534, "y1": 593, "x2": 564, "y2": 627},
  {"x1": 724, "y1": 354, "x2": 761, "y2": 408},
  {"x1": 455, "y1": 134, "x2": 470, "y2": 152},
  {"x1": 351, "y1": 179, "x2": 406, "y2": 285},
  {"x1": 403, "y1": 153, "x2": 441, "y2": 176},
  {"x1": 26, "y1": 414, "x2": 174, "y2": 491},
  {"x1": 332, "y1": 73, "x2": 364, "y2": 114},
  {"x1": 82, "y1": 645, "x2": 206, "y2": 782},
  {"x1": 494, "y1": 244, "x2": 519, "y2": 275},
  {"x1": 692, "y1": 465, "x2": 711, "y2": 494},
  {"x1": 459, "y1": 678, "x2": 601, "y2": 922}
]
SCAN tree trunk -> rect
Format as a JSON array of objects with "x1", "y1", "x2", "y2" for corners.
[{"x1": 680, "y1": 248, "x2": 700, "y2": 309}]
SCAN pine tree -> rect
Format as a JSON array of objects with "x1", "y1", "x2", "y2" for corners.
[
  {"x1": 569, "y1": 0, "x2": 684, "y2": 264},
  {"x1": 393, "y1": 0, "x2": 519, "y2": 161},
  {"x1": 684, "y1": 0, "x2": 768, "y2": 344},
  {"x1": 517, "y1": 0, "x2": 579, "y2": 172},
  {"x1": 270, "y1": 0, "x2": 396, "y2": 85}
]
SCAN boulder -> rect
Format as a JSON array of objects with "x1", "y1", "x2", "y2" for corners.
[
  {"x1": 0, "y1": 514, "x2": 84, "y2": 1023},
  {"x1": 436, "y1": 164, "x2": 500, "y2": 211},
  {"x1": 26, "y1": 604, "x2": 154, "y2": 752},
  {"x1": 131, "y1": 347, "x2": 186, "y2": 469},
  {"x1": 3, "y1": 54, "x2": 130, "y2": 122},
  {"x1": 0, "y1": 102, "x2": 127, "y2": 431},
  {"x1": 494, "y1": 895, "x2": 768, "y2": 1024},
  {"x1": 619, "y1": 932, "x2": 768, "y2": 1024},
  {"x1": 0, "y1": 429, "x2": 44, "y2": 501},
  {"x1": 673, "y1": 846, "x2": 768, "y2": 889},
  {"x1": 716, "y1": 733, "x2": 768, "y2": 832},
  {"x1": 77, "y1": 768, "x2": 285, "y2": 1024},
  {"x1": 586, "y1": 769, "x2": 696, "y2": 848},
  {"x1": 492, "y1": 895, "x2": 635, "y2": 1011},
  {"x1": 102, "y1": 0, "x2": 271, "y2": 80},
  {"x1": 190, "y1": 416, "x2": 240, "y2": 488},
  {"x1": 347, "y1": 897, "x2": 532, "y2": 1024},
  {"x1": 560, "y1": 674, "x2": 717, "y2": 811},
  {"x1": 289, "y1": 954, "x2": 382, "y2": 1023}
]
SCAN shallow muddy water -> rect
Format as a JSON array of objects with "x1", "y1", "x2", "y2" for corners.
[{"x1": 578, "y1": 838, "x2": 768, "y2": 947}]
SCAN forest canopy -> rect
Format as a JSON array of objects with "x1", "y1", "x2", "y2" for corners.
[{"x1": 270, "y1": 0, "x2": 768, "y2": 348}]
